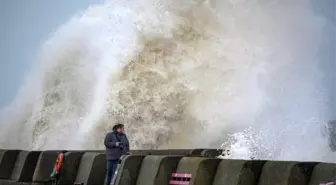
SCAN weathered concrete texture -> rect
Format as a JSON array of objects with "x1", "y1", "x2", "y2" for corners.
[
  {"x1": 0, "y1": 150, "x2": 21, "y2": 179},
  {"x1": 0, "y1": 151, "x2": 41, "y2": 185},
  {"x1": 57, "y1": 152, "x2": 84, "y2": 185},
  {"x1": 31, "y1": 151, "x2": 59, "y2": 183},
  {"x1": 136, "y1": 155, "x2": 181, "y2": 185},
  {"x1": 201, "y1": 149, "x2": 223, "y2": 158},
  {"x1": 70, "y1": 149, "x2": 197, "y2": 156},
  {"x1": 190, "y1": 149, "x2": 207, "y2": 156},
  {"x1": 114, "y1": 155, "x2": 145, "y2": 185},
  {"x1": 147, "y1": 150, "x2": 192, "y2": 156},
  {"x1": 130, "y1": 150, "x2": 193, "y2": 156},
  {"x1": 10, "y1": 151, "x2": 41, "y2": 182},
  {"x1": 257, "y1": 161, "x2": 317, "y2": 185},
  {"x1": 212, "y1": 159, "x2": 265, "y2": 185},
  {"x1": 69, "y1": 150, "x2": 105, "y2": 153},
  {"x1": 130, "y1": 150, "x2": 152, "y2": 155},
  {"x1": 74, "y1": 152, "x2": 106, "y2": 185},
  {"x1": 83, "y1": 150, "x2": 104, "y2": 153},
  {"x1": 176, "y1": 157, "x2": 220, "y2": 185},
  {"x1": 70, "y1": 149, "x2": 217, "y2": 156},
  {"x1": 308, "y1": 163, "x2": 336, "y2": 185}
]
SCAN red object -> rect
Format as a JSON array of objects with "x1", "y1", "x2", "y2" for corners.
[
  {"x1": 169, "y1": 173, "x2": 192, "y2": 185},
  {"x1": 171, "y1": 173, "x2": 192, "y2": 178},
  {"x1": 53, "y1": 153, "x2": 64, "y2": 175}
]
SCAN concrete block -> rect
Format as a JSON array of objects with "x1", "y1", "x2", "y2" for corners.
[
  {"x1": 308, "y1": 163, "x2": 336, "y2": 185},
  {"x1": 0, "y1": 150, "x2": 21, "y2": 179},
  {"x1": 189, "y1": 149, "x2": 207, "y2": 156},
  {"x1": 138, "y1": 150, "x2": 192, "y2": 156},
  {"x1": 114, "y1": 155, "x2": 145, "y2": 185},
  {"x1": 57, "y1": 152, "x2": 84, "y2": 185},
  {"x1": 130, "y1": 150, "x2": 152, "y2": 155},
  {"x1": 136, "y1": 155, "x2": 181, "y2": 185},
  {"x1": 212, "y1": 159, "x2": 265, "y2": 185},
  {"x1": 175, "y1": 157, "x2": 220, "y2": 185},
  {"x1": 32, "y1": 151, "x2": 59, "y2": 182},
  {"x1": 80, "y1": 149, "x2": 202, "y2": 156},
  {"x1": 74, "y1": 152, "x2": 106, "y2": 185},
  {"x1": 67, "y1": 150, "x2": 104, "y2": 153},
  {"x1": 10, "y1": 151, "x2": 41, "y2": 182},
  {"x1": 83, "y1": 150, "x2": 104, "y2": 153},
  {"x1": 258, "y1": 161, "x2": 317, "y2": 185},
  {"x1": 201, "y1": 150, "x2": 223, "y2": 158}
]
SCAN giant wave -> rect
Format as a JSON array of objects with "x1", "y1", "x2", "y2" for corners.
[{"x1": 0, "y1": 0, "x2": 335, "y2": 162}]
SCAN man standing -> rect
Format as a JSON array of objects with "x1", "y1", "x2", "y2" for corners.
[{"x1": 104, "y1": 123, "x2": 130, "y2": 185}]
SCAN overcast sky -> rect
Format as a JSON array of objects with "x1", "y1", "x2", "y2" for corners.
[
  {"x1": 0, "y1": 0, "x2": 335, "y2": 108},
  {"x1": 0, "y1": 0, "x2": 103, "y2": 107}
]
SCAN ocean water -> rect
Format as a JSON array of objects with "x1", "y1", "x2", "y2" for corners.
[{"x1": 0, "y1": 0, "x2": 335, "y2": 162}]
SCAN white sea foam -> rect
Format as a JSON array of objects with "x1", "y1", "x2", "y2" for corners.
[{"x1": 0, "y1": 0, "x2": 335, "y2": 162}]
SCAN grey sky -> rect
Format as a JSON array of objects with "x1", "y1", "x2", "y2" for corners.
[
  {"x1": 0, "y1": 0, "x2": 335, "y2": 108},
  {"x1": 0, "y1": 0, "x2": 103, "y2": 107}
]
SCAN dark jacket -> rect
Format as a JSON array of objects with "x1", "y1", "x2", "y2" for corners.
[{"x1": 104, "y1": 131, "x2": 130, "y2": 160}]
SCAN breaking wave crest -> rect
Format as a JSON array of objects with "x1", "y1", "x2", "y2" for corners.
[{"x1": 0, "y1": 0, "x2": 335, "y2": 162}]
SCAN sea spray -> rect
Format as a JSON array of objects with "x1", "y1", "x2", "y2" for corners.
[{"x1": 0, "y1": 0, "x2": 334, "y2": 162}]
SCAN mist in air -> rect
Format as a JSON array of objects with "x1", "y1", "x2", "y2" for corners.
[{"x1": 0, "y1": 0, "x2": 335, "y2": 162}]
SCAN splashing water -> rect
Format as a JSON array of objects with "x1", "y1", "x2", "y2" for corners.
[{"x1": 0, "y1": 0, "x2": 335, "y2": 162}]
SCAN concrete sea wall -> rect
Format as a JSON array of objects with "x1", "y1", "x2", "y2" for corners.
[{"x1": 0, "y1": 149, "x2": 335, "y2": 185}]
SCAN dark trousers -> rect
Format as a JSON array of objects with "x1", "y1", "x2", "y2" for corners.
[{"x1": 106, "y1": 159, "x2": 118, "y2": 185}]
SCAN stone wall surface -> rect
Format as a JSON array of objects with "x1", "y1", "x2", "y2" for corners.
[
  {"x1": 212, "y1": 159, "x2": 265, "y2": 185},
  {"x1": 308, "y1": 163, "x2": 336, "y2": 185},
  {"x1": 257, "y1": 161, "x2": 318, "y2": 185},
  {"x1": 136, "y1": 155, "x2": 181, "y2": 185},
  {"x1": 74, "y1": 152, "x2": 106, "y2": 185},
  {"x1": 0, "y1": 150, "x2": 21, "y2": 179},
  {"x1": 0, "y1": 149, "x2": 334, "y2": 185}
]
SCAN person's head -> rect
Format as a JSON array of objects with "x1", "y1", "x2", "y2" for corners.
[{"x1": 113, "y1": 123, "x2": 124, "y2": 133}]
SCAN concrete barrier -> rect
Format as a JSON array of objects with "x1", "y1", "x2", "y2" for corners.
[
  {"x1": 32, "y1": 151, "x2": 59, "y2": 183},
  {"x1": 83, "y1": 150, "x2": 104, "y2": 153},
  {"x1": 57, "y1": 152, "x2": 84, "y2": 185},
  {"x1": 130, "y1": 150, "x2": 152, "y2": 155},
  {"x1": 0, "y1": 151, "x2": 41, "y2": 185},
  {"x1": 0, "y1": 148, "x2": 335, "y2": 185},
  {"x1": 308, "y1": 163, "x2": 336, "y2": 185},
  {"x1": 200, "y1": 149, "x2": 223, "y2": 158},
  {"x1": 136, "y1": 155, "x2": 182, "y2": 185},
  {"x1": 258, "y1": 161, "x2": 317, "y2": 185},
  {"x1": 0, "y1": 150, "x2": 21, "y2": 179},
  {"x1": 10, "y1": 151, "x2": 41, "y2": 182},
  {"x1": 68, "y1": 150, "x2": 105, "y2": 153},
  {"x1": 212, "y1": 159, "x2": 265, "y2": 185},
  {"x1": 131, "y1": 150, "x2": 192, "y2": 156},
  {"x1": 69, "y1": 149, "x2": 217, "y2": 156},
  {"x1": 189, "y1": 149, "x2": 207, "y2": 156},
  {"x1": 74, "y1": 152, "x2": 106, "y2": 185},
  {"x1": 114, "y1": 155, "x2": 145, "y2": 185},
  {"x1": 175, "y1": 157, "x2": 220, "y2": 185}
]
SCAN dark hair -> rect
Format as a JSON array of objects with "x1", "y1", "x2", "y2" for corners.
[{"x1": 112, "y1": 124, "x2": 124, "y2": 131}]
